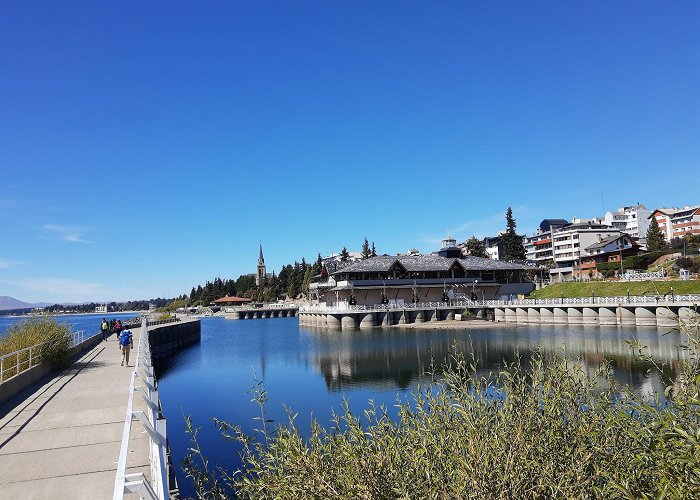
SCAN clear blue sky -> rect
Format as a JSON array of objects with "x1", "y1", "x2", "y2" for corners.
[{"x1": 1, "y1": 1, "x2": 698, "y2": 303}]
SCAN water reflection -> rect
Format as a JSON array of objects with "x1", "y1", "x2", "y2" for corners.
[
  {"x1": 302, "y1": 325, "x2": 688, "y2": 396},
  {"x1": 157, "y1": 318, "x2": 692, "y2": 498}
]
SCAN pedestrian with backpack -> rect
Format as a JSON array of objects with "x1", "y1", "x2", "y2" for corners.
[
  {"x1": 100, "y1": 318, "x2": 109, "y2": 341},
  {"x1": 119, "y1": 329, "x2": 134, "y2": 366}
]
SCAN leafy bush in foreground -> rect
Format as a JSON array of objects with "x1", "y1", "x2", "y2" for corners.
[{"x1": 184, "y1": 325, "x2": 700, "y2": 499}]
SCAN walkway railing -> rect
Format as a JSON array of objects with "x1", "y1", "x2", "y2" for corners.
[
  {"x1": 300, "y1": 301, "x2": 473, "y2": 313},
  {"x1": 146, "y1": 317, "x2": 180, "y2": 327},
  {"x1": 0, "y1": 329, "x2": 88, "y2": 384},
  {"x1": 481, "y1": 294, "x2": 700, "y2": 307},
  {"x1": 114, "y1": 317, "x2": 170, "y2": 500},
  {"x1": 0, "y1": 342, "x2": 48, "y2": 384},
  {"x1": 300, "y1": 295, "x2": 700, "y2": 314},
  {"x1": 69, "y1": 329, "x2": 90, "y2": 347}
]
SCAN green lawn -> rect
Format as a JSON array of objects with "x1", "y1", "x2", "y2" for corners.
[{"x1": 527, "y1": 280, "x2": 700, "y2": 299}]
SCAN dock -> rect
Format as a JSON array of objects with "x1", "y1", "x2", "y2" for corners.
[{"x1": 0, "y1": 327, "x2": 150, "y2": 499}]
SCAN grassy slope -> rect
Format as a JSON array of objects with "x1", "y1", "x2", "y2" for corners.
[{"x1": 528, "y1": 280, "x2": 700, "y2": 299}]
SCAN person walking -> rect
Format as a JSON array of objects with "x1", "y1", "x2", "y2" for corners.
[
  {"x1": 113, "y1": 320, "x2": 124, "y2": 340},
  {"x1": 119, "y1": 329, "x2": 134, "y2": 366},
  {"x1": 100, "y1": 318, "x2": 109, "y2": 341}
]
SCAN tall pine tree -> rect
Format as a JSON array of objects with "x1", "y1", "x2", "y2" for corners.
[
  {"x1": 340, "y1": 247, "x2": 350, "y2": 262},
  {"x1": 501, "y1": 207, "x2": 526, "y2": 261},
  {"x1": 361, "y1": 237, "x2": 371, "y2": 259},
  {"x1": 646, "y1": 217, "x2": 666, "y2": 252}
]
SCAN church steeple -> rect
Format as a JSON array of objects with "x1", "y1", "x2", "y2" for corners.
[{"x1": 256, "y1": 241, "x2": 266, "y2": 286}]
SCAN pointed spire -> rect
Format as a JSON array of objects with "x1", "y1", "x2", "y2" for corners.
[{"x1": 258, "y1": 241, "x2": 264, "y2": 265}]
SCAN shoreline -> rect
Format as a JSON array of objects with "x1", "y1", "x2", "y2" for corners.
[{"x1": 391, "y1": 319, "x2": 503, "y2": 330}]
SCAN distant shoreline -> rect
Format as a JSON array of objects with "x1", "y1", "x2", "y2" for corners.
[{"x1": 0, "y1": 310, "x2": 145, "y2": 318}]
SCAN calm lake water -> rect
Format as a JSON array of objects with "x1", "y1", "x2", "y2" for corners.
[{"x1": 156, "y1": 317, "x2": 689, "y2": 498}]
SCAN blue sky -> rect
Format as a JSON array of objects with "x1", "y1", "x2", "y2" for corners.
[{"x1": 1, "y1": 1, "x2": 699, "y2": 303}]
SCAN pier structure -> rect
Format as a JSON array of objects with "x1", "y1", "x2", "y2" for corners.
[
  {"x1": 223, "y1": 304, "x2": 298, "y2": 320},
  {"x1": 299, "y1": 295, "x2": 700, "y2": 329},
  {"x1": 0, "y1": 317, "x2": 199, "y2": 499}
]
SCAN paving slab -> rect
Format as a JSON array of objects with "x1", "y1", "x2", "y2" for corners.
[{"x1": 0, "y1": 327, "x2": 153, "y2": 499}]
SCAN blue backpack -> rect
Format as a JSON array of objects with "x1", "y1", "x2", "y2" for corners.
[{"x1": 119, "y1": 331, "x2": 133, "y2": 346}]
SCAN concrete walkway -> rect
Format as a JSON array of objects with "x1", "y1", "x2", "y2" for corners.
[{"x1": 0, "y1": 328, "x2": 150, "y2": 500}]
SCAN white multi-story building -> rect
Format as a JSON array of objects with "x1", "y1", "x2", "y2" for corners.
[
  {"x1": 524, "y1": 219, "x2": 569, "y2": 265},
  {"x1": 650, "y1": 205, "x2": 700, "y2": 241},
  {"x1": 524, "y1": 218, "x2": 627, "y2": 282},
  {"x1": 603, "y1": 204, "x2": 651, "y2": 239},
  {"x1": 548, "y1": 222, "x2": 622, "y2": 282}
]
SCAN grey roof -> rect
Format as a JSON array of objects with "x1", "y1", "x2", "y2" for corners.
[
  {"x1": 539, "y1": 219, "x2": 570, "y2": 232},
  {"x1": 330, "y1": 255, "x2": 534, "y2": 275},
  {"x1": 585, "y1": 234, "x2": 627, "y2": 251}
]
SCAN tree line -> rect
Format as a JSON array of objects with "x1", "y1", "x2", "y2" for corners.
[
  {"x1": 187, "y1": 255, "x2": 325, "y2": 306},
  {"x1": 43, "y1": 298, "x2": 173, "y2": 313},
  {"x1": 186, "y1": 237, "x2": 381, "y2": 306}
]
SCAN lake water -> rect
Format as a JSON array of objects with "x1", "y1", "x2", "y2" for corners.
[
  {"x1": 156, "y1": 317, "x2": 689, "y2": 498},
  {"x1": 0, "y1": 312, "x2": 139, "y2": 338}
]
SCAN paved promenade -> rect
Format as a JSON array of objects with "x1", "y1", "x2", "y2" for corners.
[{"x1": 0, "y1": 328, "x2": 150, "y2": 500}]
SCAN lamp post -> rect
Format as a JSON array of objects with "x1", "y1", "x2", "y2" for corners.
[
  {"x1": 619, "y1": 240, "x2": 624, "y2": 280},
  {"x1": 472, "y1": 279, "x2": 478, "y2": 302},
  {"x1": 627, "y1": 288, "x2": 630, "y2": 303},
  {"x1": 671, "y1": 286, "x2": 675, "y2": 303}
]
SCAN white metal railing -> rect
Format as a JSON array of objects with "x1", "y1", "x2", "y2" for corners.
[
  {"x1": 299, "y1": 295, "x2": 700, "y2": 314},
  {"x1": 146, "y1": 317, "x2": 180, "y2": 327},
  {"x1": 70, "y1": 329, "x2": 89, "y2": 347},
  {"x1": 481, "y1": 294, "x2": 700, "y2": 307},
  {"x1": 224, "y1": 303, "x2": 299, "y2": 312},
  {"x1": 0, "y1": 328, "x2": 91, "y2": 384},
  {"x1": 0, "y1": 341, "x2": 49, "y2": 384},
  {"x1": 299, "y1": 300, "x2": 474, "y2": 314},
  {"x1": 114, "y1": 317, "x2": 170, "y2": 500}
]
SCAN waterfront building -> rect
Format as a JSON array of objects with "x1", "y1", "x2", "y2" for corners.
[
  {"x1": 548, "y1": 221, "x2": 622, "y2": 282},
  {"x1": 481, "y1": 234, "x2": 503, "y2": 260},
  {"x1": 213, "y1": 296, "x2": 253, "y2": 307},
  {"x1": 309, "y1": 240, "x2": 536, "y2": 307},
  {"x1": 578, "y1": 234, "x2": 638, "y2": 280},
  {"x1": 523, "y1": 218, "x2": 634, "y2": 282},
  {"x1": 256, "y1": 242, "x2": 266, "y2": 286},
  {"x1": 650, "y1": 205, "x2": 700, "y2": 241},
  {"x1": 603, "y1": 204, "x2": 651, "y2": 239},
  {"x1": 524, "y1": 219, "x2": 569, "y2": 265}
]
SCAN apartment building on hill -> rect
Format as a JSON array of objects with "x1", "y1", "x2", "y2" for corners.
[
  {"x1": 650, "y1": 205, "x2": 700, "y2": 241},
  {"x1": 603, "y1": 204, "x2": 651, "y2": 239}
]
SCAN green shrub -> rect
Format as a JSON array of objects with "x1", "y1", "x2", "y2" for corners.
[
  {"x1": 1, "y1": 318, "x2": 73, "y2": 373},
  {"x1": 623, "y1": 250, "x2": 671, "y2": 271},
  {"x1": 184, "y1": 322, "x2": 700, "y2": 499}
]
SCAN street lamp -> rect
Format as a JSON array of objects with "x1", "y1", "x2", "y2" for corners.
[
  {"x1": 627, "y1": 288, "x2": 630, "y2": 303},
  {"x1": 472, "y1": 279, "x2": 478, "y2": 302},
  {"x1": 619, "y1": 240, "x2": 625, "y2": 280}
]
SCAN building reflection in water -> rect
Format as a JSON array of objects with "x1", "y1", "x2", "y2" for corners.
[{"x1": 302, "y1": 324, "x2": 688, "y2": 398}]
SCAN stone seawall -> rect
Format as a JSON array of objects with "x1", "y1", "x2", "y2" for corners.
[
  {"x1": 492, "y1": 304, "x2": 699, "y2": 328},
  {"x1": 148, "y1": 319, "x2": 201, "y2": 359},
  {"x1": 300, "y1": 303, "x2": 700, "y2": 330}
]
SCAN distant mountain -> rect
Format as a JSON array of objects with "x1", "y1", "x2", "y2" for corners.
[{"x1": 0, "y1": 296, "x2": 51, "y2": 311}]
